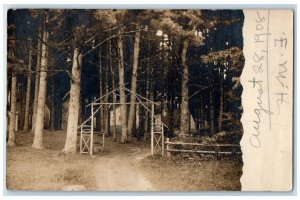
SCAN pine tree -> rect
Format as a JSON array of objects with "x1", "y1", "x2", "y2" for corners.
[
  {"x1": 127, "y1": 24, "x2": 141, "y2": 140},
  {"x1": 23, "y1": 38, "x2": 32, "y2": 132},
  {"x1": 32, "y1": 15, "x2": 49, "y2": 149},
  {"x1": 7, "y1": 27, "x2": 17, "y2": 146}
]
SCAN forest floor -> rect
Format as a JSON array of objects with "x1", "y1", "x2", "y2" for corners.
[
  {"x1": 6, "y1": 130, "x2": 97, "y2": 191},
  {"x1": 6, "y1": 130, "x2": 242, "y2": 191}
]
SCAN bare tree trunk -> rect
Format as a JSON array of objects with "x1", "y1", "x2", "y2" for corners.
[
  {"x1": 146, "y1": 62, "x2": 155, "y2": 140},
  {"x1": 159, "y1": 32, "x2": 165, "y2": 131},
  {"x1": 161, "y1": 32, "x2": 171, "y2": 137},
  {"x1": 103, "y1": 106, "x2": 109, "y2": 137},
  {"x1": 179, "y1": 39, "x2": 190, "y2": 138},
  {"x1": 19, "y1": 79, "x2": 25, "y2": 129},
  {"x1": 32, "y1": 22, "x2": 49, "y2": 149},
  {"x1": 118, "y1": 28, "x2": 128, "y2": 143},
  {"x1": 111, "y1": 81, "x2": 117, "y2": 141},
  {"x1": 98, "y1": 42, "x2": 104, "y2": 132},
  {"x1": 23, "y1": 39, "x2": 32, "y2": 132},
  {"x1": 50, "y1": 77, "x2": 55, "y2": 131},
  {"x1": 109, "y1": 37, "x2": 117, "y2": 142},
  {"x1": 143, "y1": 72, "x2": 149, "y2": 141},
  {"x1": 32, "y1": 26, "x2": 42, "y2": 134},
  {"x1": 136, "y1": 105, "x2": 143, "y2": 141},
  {"x1": 127, "y1": 25, "x2": 140, "y2": 141},
  {"x1": 143, "y1": 105, "x2": 149, "y2": 141},
  {"x1": 218, "y1": 68, "x2": 224, "y2": 132},
  {"x1": 8, "y1": 75, "x2": 17, "y2": 147},
  {"x1": 143, "y1": 31, "x2": 151, "y2": 142},
  {"x1": 62, "y1": 48, "x2": 82, "y2": 154},
  {"x1": 104, "y1": 41, "x2": 110, "y2": 137},
  {"x1": 168, "y1": 35, "x2": 177, "y2": 137}
]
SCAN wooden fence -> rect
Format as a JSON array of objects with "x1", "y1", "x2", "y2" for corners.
[{"x1": 164, "y1": 138, "x2": 241, "y2": 157}]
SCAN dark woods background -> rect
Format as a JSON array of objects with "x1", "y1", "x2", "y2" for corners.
[{"x1": 7, "y1": 9, "x2": 244, "y2": 145}]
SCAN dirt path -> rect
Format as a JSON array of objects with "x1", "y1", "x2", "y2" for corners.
[{"x1": 93, "y1": 139, "x2": 155, "y2": 191}]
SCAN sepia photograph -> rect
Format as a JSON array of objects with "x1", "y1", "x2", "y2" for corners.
[{"x1": 5, "y1": 8, "x2": 293, "y2": 192}]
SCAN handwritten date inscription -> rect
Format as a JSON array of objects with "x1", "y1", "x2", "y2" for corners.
[
  {"x1": 248, "y1": 10, "x2": 290, "y2": 148},
  {"x1": 248, "y1": 11, "x2": 273, "y2": 148}
]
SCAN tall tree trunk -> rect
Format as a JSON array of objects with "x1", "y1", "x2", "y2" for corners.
[
  {"x1": 32, "y1": 22, "x2": 49, "y2": 149},
  {"x1": 62, "y1": 48, "x2": 82, "y2": 154},
  {"x1": 160, "y1": 32, "x2": 164, "y2": 130},
  {"x1": 136, "y1": 105, "x2": 144, "y2": 141},
  {"x1": 143, "y1": 102, "x2": 149, "y2": 141},
  {"x1": 143, "y1": 30, "x2": 151, "y2": 141},
  {"x1": 23, "y1": 39, "x2": 32, "y2": 132},
  {"x1": 111, "y1": 92, "x2": 117, "y2": 141},
  {"x1": 8, "y1": 74, "x2": 17, "y2": 147},
  {"x1": 19, "y1": 81, "x2": 25, "y2": 129},
  {"x1": 179, "y1": 39, "x2": 190, "y2": 138},
  {"x1": 218, "y1": 67, "x2": 224, "y2": 132},
  {"x1": 168, "y1": 35, "x2": 176, "y2": 137},
  {"x1": 98, "y1": 41, "x2": 104, "y2": 132},
  {"x1": 118, "y1": 28, "x2": 128, "y2": 143},
  {"x1": 162, "y1": 32, "x2": 170, "y2": 135},
  {"x1": 127, "y1": 25, "x2": 140, "y2": 141},
  {"x1": 168, "y1": 96, "x2": 174, "y2": 137},
  {"x1": 32, "y1": 25, "x2": 42, "y2": 134},
  {"x1": 50, "y1": 77, "x2": 55, "y2": 131},
  {"x1": 147, "y1": 61, "x2": 155, "y2": 140},
  {"x1": 109, "y1": 37, "x2": 117, "y2": 142},
  {"x1": 103, "y1": 102, "x2": 110, "y2": 137},
  {"x1": 104, "y1": 40, "x2": 110, "y2": 137}
]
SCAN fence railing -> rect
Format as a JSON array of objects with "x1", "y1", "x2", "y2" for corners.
[{"x1": 164, "y1": 138, "x2": 241, "y2": 157}]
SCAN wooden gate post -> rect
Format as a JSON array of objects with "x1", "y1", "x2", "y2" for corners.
[{"x1": 166, "y1": 138, "x2": 170, "y2": 157}]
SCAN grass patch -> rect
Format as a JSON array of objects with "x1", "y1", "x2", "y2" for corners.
[
  {"x1": 6, "y1": 131, "x2": 97, "y2": 191},
  {"x1": 139, "y1": 155, "x2": 242, "y2": 191},
  {"x1": 54, "y1": 167, "x2": 90, "y2": 186}
]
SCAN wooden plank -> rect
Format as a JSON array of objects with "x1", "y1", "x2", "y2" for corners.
[
  {"x1": 166, "y1": 149, "x2": 242, "y2": 154},
  {"x1": 165, "y1": 141, "x2": 240, "y2": 147},
  {"x1": 82, "y1": 125, "x2": 92, "y2": 127}
]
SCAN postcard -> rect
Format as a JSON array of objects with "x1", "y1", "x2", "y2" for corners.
[{"x1": 5, "y1": 8, "x2": 293, "y2": 192}]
